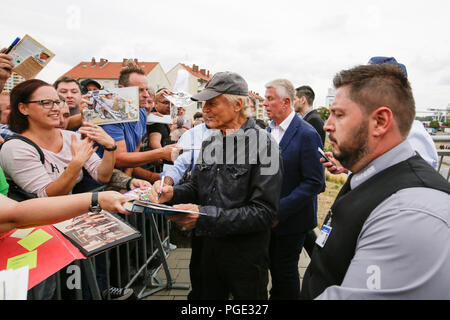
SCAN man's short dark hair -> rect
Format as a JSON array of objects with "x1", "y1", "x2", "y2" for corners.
[
  {"x1": 53, "y1": 76, "x2": 82, "y2": 91},
  {"x1": 193, "y1": 112, "x2": 203, "y2": 120},
  {"x1": 295, "y1": 85, "x2": 315, "y2": 106},
  {"x1": 333, "y1": 64, "x2": 415, "y2": 138},
  {"x1": 118, "y1": 68, "x2": 146, "y2": 87}
]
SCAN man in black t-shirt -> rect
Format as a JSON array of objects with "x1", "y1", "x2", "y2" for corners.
[{"x1": 144, "y1": 88, "x2": 175, "y2": 172}]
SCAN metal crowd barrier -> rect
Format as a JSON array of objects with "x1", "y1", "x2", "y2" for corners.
[{"x1": 32, "y1": 211, "x2": 189, "y2": 300}]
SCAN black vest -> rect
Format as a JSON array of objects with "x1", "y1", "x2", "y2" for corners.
[{"x1": 301, "y1": 155, "x2": 450, "y2": 300}]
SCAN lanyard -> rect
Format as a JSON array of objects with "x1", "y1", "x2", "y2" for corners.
[{"x1": 323, "y1": 209, "x2": 333, "y2": 227}]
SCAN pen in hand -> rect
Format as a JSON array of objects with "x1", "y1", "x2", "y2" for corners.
[
  {"x1": 157, "y1": 176, "x2": 165, "y2": 200},
  {"x1": 5, "y1": 37, "x2": 20, "y2": 54}
]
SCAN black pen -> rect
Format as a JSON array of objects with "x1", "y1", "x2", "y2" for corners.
[
  {"x1": 4, "y1": 37, "x2": 20, "y2": 54},
  {"x1": 157, "y1": 176, "x2": 165, "y2": 200}
]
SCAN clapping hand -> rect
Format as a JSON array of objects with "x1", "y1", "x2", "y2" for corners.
[
  {"x1": 70, "y1": 134, "x2": 97, "y2": 165},
  {"x1": 79, "y1": 122, "x2": 116, "y2": 150}
]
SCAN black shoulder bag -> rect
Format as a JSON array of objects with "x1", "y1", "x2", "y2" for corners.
[{"x1": 0, "y1": 136, "x2": 43, "y2": 201}]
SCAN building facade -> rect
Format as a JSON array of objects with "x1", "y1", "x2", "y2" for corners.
[
  {"x1": 325, "y1": 87, "x2": 336, "y2": 107},
  {"x1": 166, "y1": 63, "x2": 212, "y2": 122},
  {"x1": 2, "y1": 72, "x2": 25, "y2": 93},
  {"x1": 249, "y1": 91, "x2": 266, "y2": 121}
]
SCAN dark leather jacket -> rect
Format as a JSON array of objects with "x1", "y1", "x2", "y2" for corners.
[{"x1": 172, "y1": 118, "x2": 283, "y2": 238}]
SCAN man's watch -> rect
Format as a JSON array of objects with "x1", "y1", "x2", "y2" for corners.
[
  {"x1": 126, "y1": 178, "x2": 133, "y2": 191},
  {"x1": 89, "y1": 192, "x2": 102, "y2": 213},
  {"x1": 104, "y1": 143, "x2": 117, "y2": 152}
]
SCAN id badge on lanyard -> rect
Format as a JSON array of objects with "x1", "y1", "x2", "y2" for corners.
[{"x1": 315, "y1": 210, "x2": 333, "y2": 248}]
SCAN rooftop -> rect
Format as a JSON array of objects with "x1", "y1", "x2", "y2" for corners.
[
  {"x1": 63, "y1": 58, "x2": 159, "y2": 80},
  {"x1": 180, "y1": 63, "x2": 211, "y2": 81}
]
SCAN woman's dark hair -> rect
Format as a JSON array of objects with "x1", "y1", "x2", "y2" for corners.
[{"x1": 9, "y1": 79, "x2": 51, "y2": 133}]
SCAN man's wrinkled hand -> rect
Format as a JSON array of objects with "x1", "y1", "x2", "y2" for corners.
[
  {"x1": 167, "y1": 205, "x2": 200, "y2": 231},
  {"x1": 147, "y1": 179, "x2": 173, "y2": 204}
]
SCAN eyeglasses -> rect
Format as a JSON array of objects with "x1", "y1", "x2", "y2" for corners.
[{"x1": 26, "y1": 99, "x2": 65, "y2": 109}]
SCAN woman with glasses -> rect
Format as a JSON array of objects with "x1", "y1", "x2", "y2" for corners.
[{"x1": 0, "y1": 79, "x2": 117, "y2": 198}]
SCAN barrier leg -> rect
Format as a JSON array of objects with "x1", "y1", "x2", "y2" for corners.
[
  {"x1": 138, "y1": 214, "x2": 189, "y2": 299},
  {"x1": 81, "y1": 259, "x2": 102, "y2": 300}
]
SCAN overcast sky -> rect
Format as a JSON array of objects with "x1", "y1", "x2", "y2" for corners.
[{"x1": 1, "y1": 0, "x2": 449, "y2": 114}]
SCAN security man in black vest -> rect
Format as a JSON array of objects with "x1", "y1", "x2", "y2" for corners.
[{"x1": 301, "y1": 63, "x2": 450, "y2": 299}]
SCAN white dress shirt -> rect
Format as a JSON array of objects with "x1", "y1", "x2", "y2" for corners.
[
  {"x1": 407, "y1": 120, "x2": 438, "y2": 169},
  {"x1": 162, "y1": 123, "x2": 215, "y2": 185},
  {"x1": 268, "y1": 110, "x2": 296, "y2": 144}
]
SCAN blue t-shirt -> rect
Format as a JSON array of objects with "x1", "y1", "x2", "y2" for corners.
[
  {"x1": 96, "y1": 108, "x2": 147, "y2": 157},
  {"x1": 0, "y1": 124, "x2": 15, "y2": 139}
]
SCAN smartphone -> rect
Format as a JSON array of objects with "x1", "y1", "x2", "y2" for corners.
[{"x1": 318, "y1": 147, "x2": 333, "y2": 163}]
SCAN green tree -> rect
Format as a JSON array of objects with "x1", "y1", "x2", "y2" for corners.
[
  {"x1": 429, "y1": 120, "x2": 440, "y2": 130},
  {"x1": 416, "y1": 116, "x2": 434, "y2": 122},
  {"x1": 317, "y1": 107, "x2": 330, "y2": 121}
]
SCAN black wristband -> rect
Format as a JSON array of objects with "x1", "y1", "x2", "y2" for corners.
[
  {"x1": 89, "y1": 192, "x2": 102, "y2": 213},
  {"x1": 104, "y1": 143, "x2": 117, "y2": 151},
  {"x1": 126, "y1": 178, "x2": 133, "y2": 191},
  {"x1": 91, "y1": 191, "x2": 97, "y2": 207}
]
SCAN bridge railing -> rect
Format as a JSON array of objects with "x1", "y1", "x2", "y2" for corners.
[{"x1": 433, "y1": 135, "x2": 450, "y2": 181}]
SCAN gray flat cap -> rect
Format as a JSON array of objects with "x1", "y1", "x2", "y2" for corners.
[{"x1": 191, "y1": 71, "x2": 248, "y2": 101}]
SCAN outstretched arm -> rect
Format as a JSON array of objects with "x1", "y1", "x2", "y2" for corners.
[{"x1": 0, "y1": 191, "x2": 133, "y2": 234}]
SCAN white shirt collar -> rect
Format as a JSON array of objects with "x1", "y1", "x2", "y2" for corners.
[
  {"x1": 269, "y1": 110, "x2": 295, "y2": 131},
  {"x1": 269, "y1": 110, "x2": 296, "y2": 144}
]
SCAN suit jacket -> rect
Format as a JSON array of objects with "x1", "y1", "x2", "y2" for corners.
[
  {"x1": 268, "y1": 114, "x2": 325, "y2": 235},
  {"x1": 303, "y1": 109, "x2": 326, "y2": 146}
]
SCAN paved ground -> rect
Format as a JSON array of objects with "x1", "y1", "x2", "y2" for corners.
[{"x1": 143, "y1": 247, "x2": 311, "y2": 300}]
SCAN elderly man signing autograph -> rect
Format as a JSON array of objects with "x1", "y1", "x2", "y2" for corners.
[{"x1": 148, "y1": 72, "x2": 283, "y2": 300}]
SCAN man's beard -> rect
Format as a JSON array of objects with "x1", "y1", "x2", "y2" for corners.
[{"x1": 333, "y1": 121, "x2": 369, "y2": 170}]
